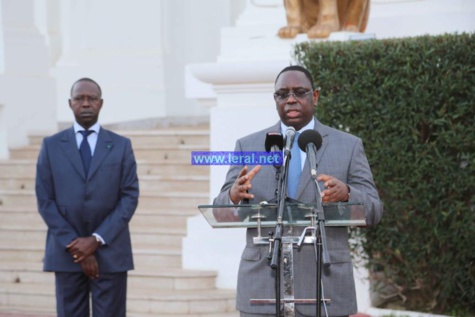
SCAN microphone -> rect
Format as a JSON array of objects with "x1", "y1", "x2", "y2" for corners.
[
  {"x1": 283, "y1": 126, "x2": 296, "y2": 155},
  {"x1": 265, "y1": 132, "x2": 283, "y2": 152},
  {"x1": 265, "y1": 132, "x2": 283, "y2": 170},
  {"x1": 298, "y1": 130, "x2": 323, "y2": 178}
]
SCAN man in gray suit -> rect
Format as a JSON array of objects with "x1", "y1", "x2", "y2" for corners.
[
  {"x1": 35, "y1": 78, "x2": 139, "y2": 317},
  {"x1": 213, "y1": 65, "x2": 383, "y2": 316}
]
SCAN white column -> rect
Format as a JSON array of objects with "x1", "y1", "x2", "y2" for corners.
[
  {"x1": 184, "y1": 61, "x2": 285, "y2": 289},
  {"x1": 0, "y1": 0, "x2": 56, "y2": 154},
  {"x1": 45, "y1": 0, "x2": 62, "y2": 65},
  {"x1": 183, "y1": 1, "x2": 295, "y2": 289},
  {"x1": 0, "y1": 104, "x2": 7, "y2": 159},
  {"x1": 51, "y1": 0, "x2": 167, "y2": 126}
]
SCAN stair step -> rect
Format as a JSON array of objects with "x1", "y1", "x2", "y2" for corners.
[
  {"x1": 0, "y1": 230, "x2": 46, "y2": 249},
  {"x1": 131, "y1": 214, "x2": 187, "y2": 230},
  {"x1": 0, "y1": 285, "x2": 55, "y2": 315},
  {"x1": 0, "y1": 262, "x2": 217, "y2": 291},
  {"x1": 0, "y1": 222, "x2": 186, "y2": 238},
  {"x1": 135, "y1": 230, "x2": 186, "y2": 249},
  {"x1": 0, "y1": 283, "x2": 236, "y2": 315},
  {"x1": 139, "y1": 175, "x2": 209, "y2": 192},
  {"x1": 0, "y1": 190, "x2": 208, "y2": 211},
  {"x1": 134, "y1": 145, "x2": 209, "y2": 162},
  {"x1": 0, "y1": 160, "x2": 36, "y2": 178},
  {"x1": 27, "y1": 129, "x2": 210, "y2": 147},
  {"x1": 0, "y1": 178, "x2": 33, "y2": 191},
  {"x1": 129, "y1": 312, "x2": 239, "y2": 317},
  {"x1": 0, "y1": 189, "x2": 206, "y2": 217},
  {"x1": 129, "y1": 313, "x2": 239, "y2": 317},
  {"x1": 129, "y1": 268, "x2": 218, "y2": 291},
  {"x1": 0, "y1": 160, "x2": 209, "y2": 179},
  {"x1": 0, "y1": 249, "x2": 45, "y2": 263},
  {"x1": 138, "y1": 191, "x2": 209, "y2": 209},
  {"x1": 133, "y1": 248, "x2": 182, "y2": 269},
  {"x1": 133, "y1": 207, "x2": 202, "y2": 226},
  {"x1": 125, "y1": 130, "x2": 210, "y2": 148},
  {"x1": 0, "y1": 190, "x2": 37, "y2": 207},
  {"x1": 0, "y1": 310, "x2": 239, "y2": 317},
  {"x1": 8, "y1": 145, "x2": 209, "y2": 162},
  {"x1": 0, "y1": 245, "x2": 181, "y2": 268},
  {"x1": 138, "y1": 161, "x2": 209, "y2": 177},
  {"x1": 0, "y1": 205, "x2": 198, "y2": 218},
  {"x1": 0, "y1": 207, "x2": 194, "y2": 237},
  {"x1": 0, "y1": 175, "x2": 209, "y2": 193},
  {"x1": 128, "y1": 288, "x2": 236, "y2": 315},
  {"x1": 0, "y1": 125, "x2": 242, "y2": 316},
  {"x1": 0, "y1": 227, "x2": 185, "y2": 251},
  {"x1": 0, "y1": 309, "x2": 55, "y2": 317},
  {"x1": 0, "y1": 210, "x2": 46, "y2": 231},
  {"x1": 0, "y1": 263, "x2": 52, "y2": 285}
]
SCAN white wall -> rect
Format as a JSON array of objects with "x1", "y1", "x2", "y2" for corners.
[
  {"x1": 367, "y1": 0, "x2": 475, "y2": 39},
  {"x1": 49, "y1": 0, "x2": 245, "y2": 126},
  {"x1": 0, "y1": 0, "x2": 245, "y2": 155}
]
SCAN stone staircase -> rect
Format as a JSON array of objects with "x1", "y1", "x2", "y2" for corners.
[{"x1": 0, "y1": 125, "x2": 238, "y2": 316}]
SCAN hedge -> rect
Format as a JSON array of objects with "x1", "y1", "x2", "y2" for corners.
[{"x1": 293, "y1": 33, "x2": 475, "y2": 315}]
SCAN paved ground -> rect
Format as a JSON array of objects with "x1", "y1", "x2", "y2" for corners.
[
  {"x1": 0, "y1": 314, "x2": 54, "y2": 317},
  {"x1": 0, "y1": 312, "x2": 371, "y2": 317}
]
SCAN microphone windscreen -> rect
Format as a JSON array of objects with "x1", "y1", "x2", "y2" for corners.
[
  {"x1": 265, "y1": 132, "x2": 284, "y2": 152},
  {"x1": 298, "y1": 130, "x2": 323, "y2": 152}
]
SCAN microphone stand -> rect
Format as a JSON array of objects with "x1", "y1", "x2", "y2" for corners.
[
  {"x1": 312, "y1": 177, "x2": 330, "y2": 317},
  {"x1": 270, "y1": 147, "x2": 292, "y2": 317}
]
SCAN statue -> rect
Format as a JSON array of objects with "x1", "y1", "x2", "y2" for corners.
[{"x1": 278, "y1": 0, "x2": 370, "y2": 39}]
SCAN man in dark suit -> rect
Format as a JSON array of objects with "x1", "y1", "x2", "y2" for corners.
[
  {"x1": 35, "y1": 78, "x2": 139, "y2": 317},
  {"x1": 213, "y1": 65, "x2": 383, "y2": 316}
]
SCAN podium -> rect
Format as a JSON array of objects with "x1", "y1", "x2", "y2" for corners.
[{"x1": 198, "y1": 201, "x2": 365, "y2": 316}]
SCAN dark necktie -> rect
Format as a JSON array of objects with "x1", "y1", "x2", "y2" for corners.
[
  {"x1": 79, "y1": 130, "x2": 94, "y2": 175},
  {"x1": 287, "y1": 132, "x2": 301, "y2": 199}
]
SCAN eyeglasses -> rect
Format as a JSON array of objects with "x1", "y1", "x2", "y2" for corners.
[
  {"x1": 72, "y1": 95, "x2": 101, "y2": 103},
  {"x1": 274, "y1": 89, "x2": 313, "y2": 101}
]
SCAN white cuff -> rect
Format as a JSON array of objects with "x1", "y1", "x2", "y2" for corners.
[{"x1": 92, "y1": 233, "x2": 105, "y2": 245}]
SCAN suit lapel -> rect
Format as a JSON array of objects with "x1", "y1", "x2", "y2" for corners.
[
  {"x1": 58, "y1": 128, "x2": 87, "y2": 179},
  {"x1": 295, "y1": 119, "x2": 330, "y2": 199},
  {"x1": 314, "y1": 119, "x2": 330, "y2": 167},
  {"x1": 88, "y1": 129, "x2": 114, "y2": 179},
  {"x1": 258, "y1": 122, "x2": 281, "y2": 202}
]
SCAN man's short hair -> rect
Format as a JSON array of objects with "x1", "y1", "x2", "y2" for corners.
[
  {"x1": 70, "y1": 78, "x2": 102, "y2": 97},
  {"x1": 275, "y1": 65, "x2": 315, "y2": 90}
]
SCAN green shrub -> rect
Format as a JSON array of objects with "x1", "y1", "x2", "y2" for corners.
[{"x1": 294, "y1": 33, "x2": 475, "y2": 315}]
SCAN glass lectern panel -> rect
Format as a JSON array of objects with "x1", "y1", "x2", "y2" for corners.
[{"x1": 198, "y1": 202, "x2": 365, "y2": 228}]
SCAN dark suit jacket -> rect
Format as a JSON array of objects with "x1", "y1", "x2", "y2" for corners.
[
  {"x1": 35, "y1": 127, "x2": 139, "y2": 273},
  {"x1": 214, "y1": 119, "x2": 383, "y2": 316}
]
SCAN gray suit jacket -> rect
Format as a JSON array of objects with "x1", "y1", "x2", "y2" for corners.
[
  {"x1": 35, "y1": 127, "x2": 139, "y2": 273},
  {"x1": 214, "y1": 119, "x2": 383, "y2": 316}
]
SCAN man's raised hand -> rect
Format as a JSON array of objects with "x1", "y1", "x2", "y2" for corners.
[{"x1": 229, "y1": 165, "x2": 262, "y2": 204}]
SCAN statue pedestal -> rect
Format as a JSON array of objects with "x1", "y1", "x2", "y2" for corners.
[{"x1": 366, "y1": 0, "x2": 475, "y2": 39}]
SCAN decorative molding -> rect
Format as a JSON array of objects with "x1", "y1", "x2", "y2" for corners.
[{"x1": 188, "y1": 60, "x2": 288, "y2": 85}]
